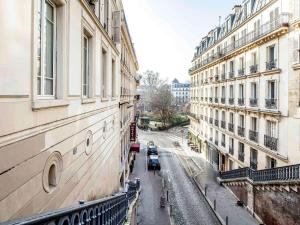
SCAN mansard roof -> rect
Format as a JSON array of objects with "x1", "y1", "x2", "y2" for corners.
[{"x1": 194, "y1": 0, "x2": 271, "y2": 59}]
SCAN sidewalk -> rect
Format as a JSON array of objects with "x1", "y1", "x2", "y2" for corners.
[{"x1": 180, "y1": 139, "x2": 260, "y2": 225}]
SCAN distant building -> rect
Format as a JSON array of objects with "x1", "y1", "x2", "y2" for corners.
[{"x1": 171, "y1": 79, "x2": 190, "y2": 105}]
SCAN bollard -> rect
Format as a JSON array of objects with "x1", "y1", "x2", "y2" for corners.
[
  {"x1": 226, "y1": 216, "x2": 229, "y2": 225},
  {"x1": 205, "y1": 185, "x2": 207, "y2": 196},
  {"x1": 166, "y1": 190, "x2": 169, "y2": 202},
  {"x1": 213, "y1": 199, "x2": 216, "y2": 211}
]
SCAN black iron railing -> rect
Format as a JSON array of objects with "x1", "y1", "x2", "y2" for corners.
[
  {"x1": 249, "y1": 98, "x2": 258, "y2": 107},
  {"x1": 215, "y1": 97, "x2": 219, "y2": 103},
  {"x1": 220, "y1": 165, "x2": 300, "y2": 183},
  {"x1": 266, "y1": 60, "x2": 277, "y2": 71},
  {"x1": 189, "y1": 14, "x2": 289, "y2": 73},
  {"x1": 229, "y1": 146, "x2": 234, "y2": 155},
  {"x1": 215, "y1": 119, "x2": 219, "y2": 127},
  {"x1": 209, "y1": 97, "x2": 213, "y2": 103},
  {"x1": 238, "y1": 68, "x2": 245, "y2": 76},
  {"x1": 215, "y1": 75, "x2": 219, "y2": 81},
  {"x1": 249, "y1": 130, "x2": 258, "y2": 142},
  {"x1": 265, "y1": 98, "x2": 277, "y2": 109},
  {"x1": 228, "y1": 123, "x2": 234, "y2": 132},
  {"x1": 221, "y1": 121, "x2": 226, "y2": 129},
  {"x1": 221, "y1": 73, "x2": 226, "y2": 80},
  {"x1": 4, "y1": 179, "x2": 141, "y2": 225},
  {"x1": 238, "y1": 126, "x2": 245, "y2": 137},
  {"x1": 209, "y1": 118, "x2": 213, "y2": 124},
  {"x1": 264, "y1": 135, "x2": 278, "y2": 151},
  {"x1": 250, "y1": 64, "x2": 258, "y2": 74},
  {"x1": 229, "y1": 98, "x2": 234, "y2": 105},
  {"x1": 228, "y1": 71, "x2": 235, "y2": 79},
  {"x1": 238, "y1": 98, "x2": 245, "y2": 106},
  {"x1": 221, "y1": 97, "x2": 225, "y2": 104}
]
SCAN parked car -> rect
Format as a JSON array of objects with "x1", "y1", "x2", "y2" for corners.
[
  {"x1": 147, "y1": 145, "x2": 158, "y2": 156},
  {"x1": 147, "y1": 155, "x2": 161, "y2": 170}
]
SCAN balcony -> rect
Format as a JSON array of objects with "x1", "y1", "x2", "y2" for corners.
[
  {"x1": 238, "y1": 126, "x2": 245, "y2": 137},
  {"x1": 221, "y1": 121, "x2": 226, "y2": 129},
  {"x1": 249, "y1": 98, "x2": 258, "y2": 107},
  {"x1": 201, "y1": 97, "x2": 204, "y2": 101},
  {"x1": 221, "y1": 73, "x2": 226, "y2": 80},
  {"x1": 215, "y1": 75, "x2": 219, "y2": 82},
  {"x1": 228, "y1": 123, "x2": 234, "y2": 132},
  {"x1": 266, "y1": 60, "x2": 277, "y2": 71},
  {"x1": 250, "y1": 161, "x2": 258, "y2": 170},
  {"x1": 209, "y1": 137, "x2": 213, "y2": 142},
  {"x1": 221, "y1": 141, "x2": 225, "y2": 147},
  {"x1": 265, "y1": 99, "x2": 277, "y2": 109},
  {"x1": 250, "y1": 64, "x2": 258, "y2": 74},
  {"x1": 228, "y1": 71, "x2": 235, "y2": 79},
  {"x1": 215, "y1": 140, "x2": 219, "y2": 146},
  {"x1": 249, "y1": 130, "x2": 258, "y2": 143},
  {"x1": 214, "y1": 97, "x2": 219, "y2": 103},
  {"x1": 229, "y1": 98, "x2": 234, "y2": 105},
  {"x1": 189, "y1": 14, "x2": 289, "y2": 74},
  {"x1": 209, "y1": 117, "x2": 213, "y2": 124},
  {"x1": 215, "y1": 119, "x2": 219, "y2": 127},
  {"x1": 205, "y1": 97, "x2": 208, "y2": 101},
  {"x1": 209, "y1": 97, "x2": 213, "y2": 103},
  {"x1": 238, "y1": 152, "x2": 245, "y2": 162},
  {"x1": 221, "y1": 97, "x2": 225, "y2": 104},
  {"x1": 238, "y1": 98, "x2": 245, "y2": 106},
  {"x1": 238, "y1": 68, "x2": 245, "y2": 76},
  {"x1": 229, "y1": 146, "x2": 234, "y2": 155},
  {"x1": 200, "y1": 115, "x2": 204, "y2": 120},
  {"x1": 264, "y1": 135, "x2": 278, "y2": 151}
]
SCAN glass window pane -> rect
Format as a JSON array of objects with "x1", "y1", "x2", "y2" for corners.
[
  {"x1": 45, "y1": 19, "x2": 54, "y2": 79},
  {"x1": 46, "y1": 1, "x2": 54, "y2": 22},
  {"x1": 45, "y1": 78, "x2": 53, "y2": 95}
]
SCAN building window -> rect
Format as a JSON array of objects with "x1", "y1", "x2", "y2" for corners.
[
  {"x1": 238, "y1": 142, "x2": 245, "y2": 162},
  {"x1": 103, "y1": 0, "x2": 109, "y2": 31},
  {"x1": 82, "y1": 33, "x2": 92, "y2": 98},
  {"x1": 229, "y1": 138, "x2": 234, "y2": 155},
  {"x1": 111, "y1": 58, "x2": 116, "y2": 97},
  {"x1": 229, "y1": 85, "x2": 234, "y2": 98},
  {"x1": 101, "y1": 48, "x2": 108, "y2": 98},
  {"x1": 266, "y1": 120, "x2": 276, "y2": 138},
  {"x1": 266, "y1": 45, "x2": 276, "y2": 70},
  {"x1": 266, "y1": 156, "x2": 277, "y2": 169},
  {"x1": 266, "y1": 80, "x2": 277, "y2": 109},
  {"x1": 37, "y1": 0, "x2": 57, "y2": 97},
  {"x1": 250, "y1": 148, "x2": 258, "y2": 170},
  {"x1": 239, "y1": 84, "x2": 244, "y2": 99}
]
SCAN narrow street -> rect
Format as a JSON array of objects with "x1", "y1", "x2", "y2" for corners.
[{"x1": 131, "y1": 129, "x2": 221, "y2": 225}]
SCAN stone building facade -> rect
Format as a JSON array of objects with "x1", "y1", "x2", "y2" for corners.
[
  {"x1": 189, "y1": 0, "x2": 300, "y2": 172},
  {"x1": 171, "y1": 78, "x2": 190, "y2": 106},
  {"x1": 0, "y1": 0, "x2": 138, "y2": 222}
]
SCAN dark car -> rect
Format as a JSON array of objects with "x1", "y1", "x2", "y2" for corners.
[
  {"x1": 147, "y1": 155, "x2": 161, "y2": 170},
  {"x1": 147, "y1": 146, "x2": 158, "y2": 156}
]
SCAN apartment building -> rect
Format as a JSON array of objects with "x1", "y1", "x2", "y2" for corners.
[
  {"x1": 119, "y1": 10, "x2": 139, "y2": 187},
  {"x1": 189, "y1": 0, "x2": 300, "y2": 172},
  {"x1": 171, "y1": 78, "x2": 190, "y2": 106},
  {"x1": 0, "y1": 0, "x2": 138, "y2": 222}
]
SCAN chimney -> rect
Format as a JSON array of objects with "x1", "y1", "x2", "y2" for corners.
[{"x1": 232, "y1": 5, "x2": 242, "y2": 14}]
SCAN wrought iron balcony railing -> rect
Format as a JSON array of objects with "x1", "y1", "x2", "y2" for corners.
[
  {"x1": 249, "y1": 98, "x2": 258, "y2": 107},
  {"x1": 228, "y1": 71, "x2": 235, "y2": 79},
  {"x1": 5, "y1": 179, "x2": 141, "y2": 225},
  {"x1": 238, "y1": 126, "x2": 245, "y2": 137},
  {"x1": 189, "y1": 14, "x2": 289, "y2": 74},
  {"x1": 238, "y1": 152, "x2": 245, "y2": 162},
  {"x1": 209, "y1": 137, "x2": 213, "y2": 142},
  {"x1": 221, "y1": 141, "x2": 225, "y2": 147},
  {"x1": 220, "y1": 164, "x2": 300, "y2": 182},
  {"x1": 250, "y1": 161, "x2": 258, "y2": 170},
  {"x1": 250, "y1": 64, "x2": 258, "y2": 74},
  {"x1": 209, "y1": 97, "x2": 213, "y2": 103},
  {"x1": 215, "y1": 119, "x2": 219, "y2": 127},
  {"x1": 221, "y1": 121, "x2": 226, "y2": 129},
  {"x1": 209, "y1": 117, "x2": 213, "y2": 124},
  {"x1": 221, "y1": 97, "x2": 225, "y2": 104},
  {"x1": 228, "y1": 123, "x2": 234, "y2": 132},
  {"x1": 249, "y1": 130, "x2": 258, "y2": 142},
  {"x1": 215, "y1": 140, "x2": 219, "y2": 146},
  {"x1": 264, "y1": 135, "x2": 278, "y2": 151},
  {"x1": 214, "y1": 97, "x2": 219, "y2": 103},
  {"x1": 221, "y1": 73, "x2": 226, "y2": 80},
  {"x1": 238, "y1": 98, "x2": 245, "y2": 106},
  {"x1": 238, "y1": 68, "x2": 245, "y2": 76},
  {"x1": 229, "y1": 98, "x2": 234, "y2": 105},
  {"x1": 215, "y1": 75, "x2": 219, "y2": 81},
  {"x1": 266, "y1": 60, "x2": 277, "y2": 71},
  {"x1": 265, "y1": 98, "x2": 277, "y2": 109}
]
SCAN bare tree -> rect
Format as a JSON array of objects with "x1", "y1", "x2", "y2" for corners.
[{"x1": 150, "y1": 84, "x2": 174, "y2": 126}]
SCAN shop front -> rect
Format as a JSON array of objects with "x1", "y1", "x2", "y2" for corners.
[{"x1": 207, "y1": 143, "x2": 219, "y2": 171}]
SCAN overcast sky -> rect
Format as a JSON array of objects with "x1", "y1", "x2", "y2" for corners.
[{"x1": 122, "y1": 0, "x2": 239, "y2": 83}]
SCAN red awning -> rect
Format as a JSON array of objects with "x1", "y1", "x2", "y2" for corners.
[{"x1": 130, "y1": 143, "x2": 140, "y2": 153}]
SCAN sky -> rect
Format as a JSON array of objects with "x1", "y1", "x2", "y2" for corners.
[{"x1": 122, "y1": 0, "x2": 239, "y2": 83}]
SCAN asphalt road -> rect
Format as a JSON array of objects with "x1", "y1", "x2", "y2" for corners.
[{"x1": 135, "y1": 129, "x2": 221, "y2": 225}]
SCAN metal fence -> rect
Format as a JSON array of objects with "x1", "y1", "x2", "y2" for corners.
[
  {"x1": 219, "y1": 165, "x2": 300, "y2": 182},
  {"x1": 3, "y1": 179, "x2": 140, "y2": 225}
]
